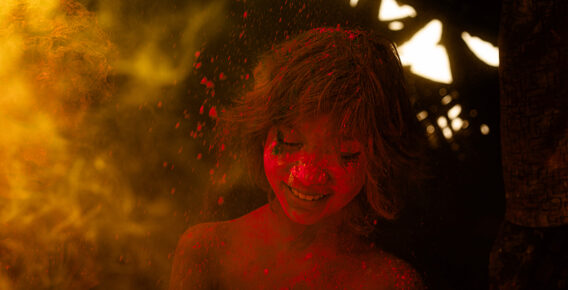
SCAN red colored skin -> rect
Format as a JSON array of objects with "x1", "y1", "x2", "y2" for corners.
[
  {"x1": 170, "y1": 116, "x2": 424, "y2": 289},
  {"x1": 263, "y1": 115, "x2": 366, "y2": 226}
]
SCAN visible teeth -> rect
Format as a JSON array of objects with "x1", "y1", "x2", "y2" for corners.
[{"x1": 290, "y1": 188, "x2": 325, "y2": 201}]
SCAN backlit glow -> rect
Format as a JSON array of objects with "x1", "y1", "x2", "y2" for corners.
[
  {"x1": 349, "y1": 0, "x2": 359, "y2": 8},
  {"x1": 437, "y1": 116, "x2": 448, "y2": 128},
  {"x1": 462, "y1": 32, "x2": 499, "y2": 67},
  {"x1": 388, "y1": 21, "x2": 404, "y2": 31},
  {"x1": 416, "y1": 110, "x2": 428, "y2": 121},
  {"x1": 397, "y1": 20, "x2": 453, "y2": 84},
  {"x1": 448, "y1": 104, "x2": 462, "y2": 119},
  {"x1": 441, "y1": 95, "x2": 452, "y2": 105},
  {"x1": 480, "y1": 124, "x2": 490, "y2": 135},
  {"x1": 378, "y1": 0, "x2": 416, "y2": 21},
  {"x1": 442, "y1": 127, "x2": 453, "y2": 139},
  {"x1": 451, "y1": 118, "x2": 463, "y2": 131}
]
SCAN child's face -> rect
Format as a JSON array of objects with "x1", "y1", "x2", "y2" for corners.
[{"x1": 263, "y1": 114, "x2": 367, "y2": 225}]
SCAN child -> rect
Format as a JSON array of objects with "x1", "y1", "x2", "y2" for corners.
[{"x1": 170, "y1": 27, "x2": 425, "y2": 289}]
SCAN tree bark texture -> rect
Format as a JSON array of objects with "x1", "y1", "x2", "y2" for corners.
[
  {"x1": 490, "y1": 0, "x2": 567, "y2": 288},
  {"x1": 499, "y1": 0, "x2": 567, "y2": 228}
]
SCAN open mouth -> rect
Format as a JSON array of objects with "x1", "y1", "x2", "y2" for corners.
[{"x1": 287, "y1": 185, "x2": 329, "y2": 201}]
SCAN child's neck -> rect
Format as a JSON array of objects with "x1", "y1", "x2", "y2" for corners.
[{"x1": 266, "y1": 199, "x2": 360, "y2": 253}]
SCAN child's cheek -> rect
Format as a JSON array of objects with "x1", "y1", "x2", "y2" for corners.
[
  {"x1": 331, "y1": 158, "x2": 365, "y2": 185},
  {"x1": 263, "y1": 140, "x2": 296, "y2": 175}
]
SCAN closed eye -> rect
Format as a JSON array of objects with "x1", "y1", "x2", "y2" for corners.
[
  {"x1": 277, "y1": 130, "x2": 303, "y2": 148},
  {"x1": 341, "y1": 152, "x2": 360, "y2": 161}
]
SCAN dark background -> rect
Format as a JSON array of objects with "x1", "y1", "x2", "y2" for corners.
[{"x1": 78, "y1": 0, "x2": 505, "y2": 288}]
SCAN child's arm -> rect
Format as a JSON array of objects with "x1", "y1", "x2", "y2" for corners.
[{"x1": 169, "y1": 223, "x2": 220, "y2": 290}]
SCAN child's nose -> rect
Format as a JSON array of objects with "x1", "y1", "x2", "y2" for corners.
[{"x1": 290, "y1": 161, "x2": 329, "y2": 186}]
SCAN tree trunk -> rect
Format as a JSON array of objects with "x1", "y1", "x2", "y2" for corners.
[{"x1": 489, "y1": 0, "x2": 567, "y2": 288}]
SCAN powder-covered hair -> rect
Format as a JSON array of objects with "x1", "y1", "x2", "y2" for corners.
[{"x1": 220, "y1": 27, "x2": 425, "y2": 232}]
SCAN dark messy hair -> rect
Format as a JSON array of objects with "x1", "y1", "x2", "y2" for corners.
[{"x1": 219, "y1": 27, "x2": 426, "y2": 232}]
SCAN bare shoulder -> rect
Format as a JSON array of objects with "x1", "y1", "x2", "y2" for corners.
[
  {"x1": 169, "y1": 221, "x2": 230, "y2": 290},
  {"x1": 363, "y1": 249, "x2": 425, "y2": 290}
]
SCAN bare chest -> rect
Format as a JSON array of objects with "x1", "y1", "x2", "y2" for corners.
[{"x1": 216, "y1": 244, "x2": 384, "y2": 289}]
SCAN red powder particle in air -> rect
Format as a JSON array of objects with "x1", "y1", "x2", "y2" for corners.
[
  {"x1": 199, "y1": 105, "x2": 204, "y2": 114},
  {"x1": 220, "y1": 143, "x2": 225, "y2": 151},
  {"x1": 200, "y1": 77, "x2": 208, "y2": 84},
  {"x1": 209, "y1": 169, "x2": 214, "y2": 175},
  {"x1": 217, "y1": 196, "x2": 224, "y2": 205},
  {"x1": 243, "y1": 11, "x2": 248, "y2": 18},
  {"x1": 171, "y1": 187, "x2": 176, "y2": 195},
  {"x1": 157, "y1": 101, "x2": 163, "y2": 108},
  {"x1": 219, "y1": 72, "x2": 227, "y2": 80},
  {"x1": 163, "y1": 162, "x2": 168, "y2": 168},
  {"x1": 206, "y1": 80, "x2": 214, "y2": 89},
  {"x1": 208, "y1": 106, "x2": 218, "y2": 118},
  {"x1": 195, "y1": 62, "x2": 202, "y2": 69},
  {"x1": 197, "y1": 123, "x2": 203, "y2": 131},
  {"x1": 264, "y1": 268, "x2": 269, "y2": 274},
  {"x1": 195, "y1": 51, "x2": 201, "y2": 58},
  {"x1": 197, "y1": 153, "x2": 202, "y2": 160},
  {"x1": 245, "y1": 74, "x2": 250, "y2": 80},
  {"x1": 175, "y1": 122, "x2": 180, "y2": 129}
]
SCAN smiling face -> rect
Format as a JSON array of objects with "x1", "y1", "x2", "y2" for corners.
[{"x1": 263, "y1": 115, "x2": 367, "y2": 225}]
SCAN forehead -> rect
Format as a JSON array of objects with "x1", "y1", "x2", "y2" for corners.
[{"x1": 285, "y1": 114, "x2": 359, "y2": 141}]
